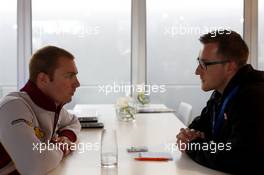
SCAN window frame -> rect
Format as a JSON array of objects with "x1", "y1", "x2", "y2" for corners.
[{"x1": 17, "y1": 0, "x2": 259, "y2": 90}]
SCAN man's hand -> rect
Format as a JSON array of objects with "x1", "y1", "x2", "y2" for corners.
[
  {"x1": 176, "y1": 128, "x2": 205, "y2": 152},
  {"x1": 51, "y1": 136, "x2": 74, "y2": 157}
]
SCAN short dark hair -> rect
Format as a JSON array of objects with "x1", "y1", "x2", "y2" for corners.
[
  {"x1": 199, "y1": 30, "x2": 249, "y2": 67},
  {"x1": 29, "y1": 46, "x2": 74, "y2": 83}
]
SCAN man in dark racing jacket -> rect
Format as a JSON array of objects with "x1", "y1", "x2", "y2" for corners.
[{"x1": 176, "y1": 30, "x2": 264, "y2": 174}]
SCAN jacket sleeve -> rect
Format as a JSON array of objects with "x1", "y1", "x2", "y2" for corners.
[
  {"x1": 185, "y1": 138, "x2": 240, "y2": 173},
  {"x1": 188, "y1": 102, "x2": 213, "y2": 139},
  {"x1": 186, "y1": 88, "x2": 264, "y2": 174},
  {"x1": 186, "y1": 93, "x2": 240, "y2": 173},
  {"x1": 0, "y1": 99, "x2": 63, "y2": 175},
  {"x1": 56, "y1": 108, "x2": 81, "y2": 142}
]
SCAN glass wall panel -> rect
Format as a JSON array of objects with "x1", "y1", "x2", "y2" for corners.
[
  {"x1": 147, "y1": 0, "x2": 243, "y2": 116},
  {"x1": 259, "y1": 0, "x2": 264, "y2": 69},
  {"x1": 0, "y1": 0, "x2": 17, "y2": 98},
  {"x1": 32, "y1": 0, "x2": 131, "y2": 106}
]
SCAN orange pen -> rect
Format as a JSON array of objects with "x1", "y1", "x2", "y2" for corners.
[{"x1": 135, "y1": 157, "x2": 171, "y2": 161}]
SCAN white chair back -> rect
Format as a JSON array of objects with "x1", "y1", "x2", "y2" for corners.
[{"x1": 177, "y1": 102, "x2": 192, "y2": 126}]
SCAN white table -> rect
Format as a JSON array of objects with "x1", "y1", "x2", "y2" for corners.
[{"x1": 49, "y1": 105, "x2": 227, "y2": 175}]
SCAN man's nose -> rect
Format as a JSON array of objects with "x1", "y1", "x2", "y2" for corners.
[
  {"x1": 74, "y1": 77, "x2": 80, "y2": 88},
  {"x1": 195, "y1": 65, "x2": 201, "y2": 75}
]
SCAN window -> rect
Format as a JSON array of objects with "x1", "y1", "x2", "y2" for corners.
[
  {"x1": 32, "y1": 0, "x2": 131, "y2": 107},
  {"x1": 147, "y1": 0, "x2": 243, "y2": 116},
  {"x1": 259, "y1": 0, "x2": 264, "y2": 69},
  {"x1": 0, "y1": 0, "x2": 17, "y2": 98},
  {"x1": 1, "y1": 0, "x2": 256, "y2": 116}
]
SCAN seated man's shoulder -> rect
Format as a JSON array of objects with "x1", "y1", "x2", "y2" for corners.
[
  {"x1": 0, "y1": 92, "x2": 33, "y2": 117},
  {"x1": 246, "y1": 69, "x2": 264, "y2": 88},
  {"x1": 0, "y1": 92, "x2": 35, "y2": 130},
  {"x1": 240, "y1": 82, "x2": 264, "y2": 97},
  {"x1": 239, "y1": 69, "x2": 264, "y2": 96},
  {"x1": 0, "y1": 92, "x2": 28, "y2": 107}
]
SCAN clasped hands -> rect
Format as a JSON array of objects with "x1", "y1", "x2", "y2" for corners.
[
  {"x1": 176, "y1": 128, "x2": 205, "y2": 152},
  {"x1": 51, "y1": 136, "x2": 74, "y2": 157}
]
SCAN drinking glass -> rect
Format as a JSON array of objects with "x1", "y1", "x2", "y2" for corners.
[{"x1": 101, "y1": 129, "x2": 118, "y2": 167}]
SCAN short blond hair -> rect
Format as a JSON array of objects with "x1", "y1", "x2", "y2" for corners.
[{"x1": 29, "y1": 46, "x2": 74, "y2": 83}]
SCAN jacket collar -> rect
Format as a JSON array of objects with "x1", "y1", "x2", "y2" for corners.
[
  {"x1": 222, "y1": 64, "x2": 253, "y2": 97},
  {"x1": 20, "y1": 80, "x2": 63, "y2": 112}
]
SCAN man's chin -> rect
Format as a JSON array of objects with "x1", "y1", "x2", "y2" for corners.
[
  {"x1": 67, "y1": 97, "x2": 72, "y2": 103},
  {"x1": 63, "y1": 97, "x2": 72, "y2": 104},
  {"x1": 201, "y1": 84, "x2": 211, "y2": 92}
]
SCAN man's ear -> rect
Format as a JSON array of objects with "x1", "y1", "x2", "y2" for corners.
[
  {"x1": 227, "y1": 60, "x2": 238, "y2": 75},
  {"x1": 36, "y1": 72, "x2": 49, "y2": 87}
]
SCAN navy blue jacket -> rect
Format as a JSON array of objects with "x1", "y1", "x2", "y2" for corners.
[{"x1": 187, "y1": 64, "x2": 264, "y2": 174}]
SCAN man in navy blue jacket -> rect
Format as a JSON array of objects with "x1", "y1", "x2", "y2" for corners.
[{"x1": 176, "y1": 30, "x2": 264, "y2": 174}]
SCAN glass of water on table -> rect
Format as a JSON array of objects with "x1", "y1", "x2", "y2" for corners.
[{"x1": 101, "y1": 129, "x2": 118, "y2": 167}]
